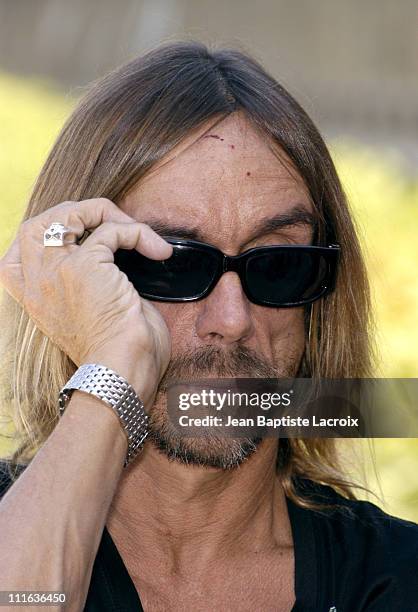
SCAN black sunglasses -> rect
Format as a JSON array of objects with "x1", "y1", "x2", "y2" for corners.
[{"x1": 113, "y1": 236, "x2": 340, "y2": 308}]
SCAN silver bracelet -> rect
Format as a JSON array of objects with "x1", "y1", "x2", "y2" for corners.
[{"x1": 58, "y1": 363, "x2": 149, "y2": 467}]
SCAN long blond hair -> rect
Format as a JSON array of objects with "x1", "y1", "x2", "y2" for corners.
[{"x1": 0, "y1": 41, "x2": 376, "y2": 508}]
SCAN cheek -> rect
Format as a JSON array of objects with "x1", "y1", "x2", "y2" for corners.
[
  {"x1": 263, "y1": 307, "x2": 306, "y2": 352},
  {"x1": 149, "y1": 301, "x2": 194, "y2": 340}
]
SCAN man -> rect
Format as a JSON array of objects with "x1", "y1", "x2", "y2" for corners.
[{"x1": 0, "y1": 41, "x2": 417, "y2": 612}]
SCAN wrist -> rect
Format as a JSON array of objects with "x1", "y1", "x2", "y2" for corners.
[
  {"x1": 67, "y1": 390, "x2": 129, "y2": 451},
  {"x1": 60, "y1": 363, "x2": 150, "y2": 467},
  {"x1": 81, "y1": 353, "x2": 158, "y2": 409}
]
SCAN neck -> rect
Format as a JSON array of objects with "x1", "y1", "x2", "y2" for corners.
[{"x1": 106, "y1": 439, "x2": 293, "y2": 578}]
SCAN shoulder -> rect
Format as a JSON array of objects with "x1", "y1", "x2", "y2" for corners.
[
  {"x1": 0, "y1": 460, "x2": 27, "y2": 499},
  {"x1": 295, "y1": 478, "x2": 418, "y2": 608},
  {"x1": 296, "y1": 477, "x2": 418, "y2": 556}
]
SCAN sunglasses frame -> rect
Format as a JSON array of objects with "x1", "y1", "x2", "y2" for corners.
[{"x1": 118, "y1": 236, "x2": 340, "y2": 308}]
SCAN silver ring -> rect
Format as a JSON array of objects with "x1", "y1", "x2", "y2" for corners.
[{"x1": 43, "y1": 223, "x2": 76, "y2": 247}]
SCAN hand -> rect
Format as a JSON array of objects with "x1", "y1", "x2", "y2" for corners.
[{"x1": 0, "y1": 198, "x2": 173, "y2": 406}]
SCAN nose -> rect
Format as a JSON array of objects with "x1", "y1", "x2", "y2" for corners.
[{"x1": 195, "y1": 271, "x2": 255, "y2": 346}]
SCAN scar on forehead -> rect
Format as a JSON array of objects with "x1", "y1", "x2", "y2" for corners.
[
  {"x1": 201, "y1": 134, "x2": 237, "y2": 150},
  {"x1": 202, "y1": 134, "x2": 224, "y2": 141}
]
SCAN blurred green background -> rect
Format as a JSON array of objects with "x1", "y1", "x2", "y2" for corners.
[{"x1": 0, "y1": 70, "x2": 417, "y2": 521}]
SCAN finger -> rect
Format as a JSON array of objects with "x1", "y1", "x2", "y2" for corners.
[
  {"x1": 41, "y1": 198, "x2": 137, "y2": 235},
  {"x1": 17, "y1": 198, "x2": 141, "y2": 282},
  {"x1": 0, "y1": 198, "x2": 147, "y2": 306},
  {"x1": 20, "y1": 198, "x2": 136, "y2": 251},
  {"x1": 77, "y1": 222, "x2": 173, "y2": 262}
]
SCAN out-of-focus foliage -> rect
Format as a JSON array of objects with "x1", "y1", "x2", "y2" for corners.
[
  {"x1": 0, "y1": 72, "x2": 73, "y2": 254},
  {"x1": 331, "y1": 146, "x2": 418, "y2": 522},
  {"x1": 0, "y1": 72, "x2": 417, "y2": 521},
  {"x1": 332, "y1": 143, "x2": 418, "y2": 378}
]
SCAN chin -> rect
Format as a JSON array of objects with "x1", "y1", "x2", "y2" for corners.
[{"x1": 148, "y1": 412, "x2": 262, "y2": 469}]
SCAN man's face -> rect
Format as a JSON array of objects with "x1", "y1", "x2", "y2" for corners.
[{"x1": 120, "y1": 112, "x2": 314, "y2": 467}]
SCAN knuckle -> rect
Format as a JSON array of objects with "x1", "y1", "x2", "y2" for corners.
[
  {"x1": 86, "y1": 223, "x2": 108, "y2": 239},
  {"x1": 97, "y1": 197, "x2": 115, "y2": 209},
  {"x1": 96, "y1": 221, "x2": 113, "y2": 232},
  {"x1": 19, "y1": 218, "x2": 34, "y2": 234},
  {"x1": 65, "y1": 209, "x2": 84, "y2": 229},
  {"x1": 20, "y1": 202, "x2": 73, "y2": 232},
  {"x1": 94, "y1": 221, "x2": 119, "y2": 235},
  {"x1": 53, "y1": 200, "x2": 76, "y2": 211},
  {"x1": 48, "y1": 201, "x2": 76, "y2": 220}
]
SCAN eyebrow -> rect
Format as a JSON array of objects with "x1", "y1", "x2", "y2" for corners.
[
  {"x1": 143, "y1": 205, "x2": 317, "y2": 244},
  {"x1": 250, "y1": 206, "x2": 317, "y2": 240}
]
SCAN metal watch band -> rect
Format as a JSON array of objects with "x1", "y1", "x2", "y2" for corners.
[{"x1": 58, "y1": 363, "x2": 149, "y2": 467}]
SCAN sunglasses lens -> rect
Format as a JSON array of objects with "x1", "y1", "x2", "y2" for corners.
[
  {"x1": 246, "y1": 250, "x2": 329, "y2": 305},
  {"x1": 114, "y1": 245, "x2": 219, "y2": 300}
]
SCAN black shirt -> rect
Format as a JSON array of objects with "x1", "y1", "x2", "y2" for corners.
[{"x1": 1, "y1": 464, "x2": 417, "y2": 611}]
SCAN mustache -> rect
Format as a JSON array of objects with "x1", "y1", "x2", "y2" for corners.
[{"x1": 157, "y1": 344, "x2": 280, "y2": 392}]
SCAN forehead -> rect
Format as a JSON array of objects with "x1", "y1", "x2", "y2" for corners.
[{"x1": 121, "y1": 112, "x2": 313, "y2": 247}]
